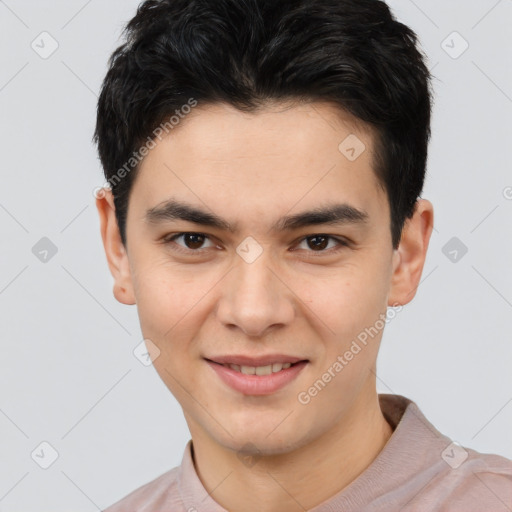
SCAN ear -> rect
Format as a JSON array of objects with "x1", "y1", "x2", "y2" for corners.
[
  {"x1": 387, "y1": 199, "x2": 434, "y2": 306},
  {"x1": 95, "y1": 188, "x2": 136, "y2": 305}
]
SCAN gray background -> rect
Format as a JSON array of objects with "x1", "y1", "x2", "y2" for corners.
[{"x1": 0, "y1": 0, "x2": 511, "y2": 510}]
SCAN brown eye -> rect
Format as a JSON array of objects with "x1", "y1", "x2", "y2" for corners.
[
  {"x1": 294, "y1": 234, "x2": 349, "y2": 255},
  {"x1": 306, "y1": 235, "x2": 329, "y2": 251},
  {"x1": 163, "y1": 232, "x2": 216, "y2": 252},
  {"x1": 182, "y1": 233, "x2": 206, "y2": 249}
]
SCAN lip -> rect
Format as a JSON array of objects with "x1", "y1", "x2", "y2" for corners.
[
  {"x1": 206, "y1": 359, "x2": 309, "y2": 396},
  {"x1": 205, "y1": 354, "x2": 306, "y2": 367}
]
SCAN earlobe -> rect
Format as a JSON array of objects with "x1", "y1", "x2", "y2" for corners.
[
  {"x1": 387, "y1": 199, "x2": 434, "y2": 307},
  {"x1": 95, "y1": 188, "x2": 136, "y2": 306},
  {"x1": 113, "y1": 283, "x2": 135, "y2": 305}
]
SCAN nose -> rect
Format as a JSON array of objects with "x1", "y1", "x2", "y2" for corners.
[{"x1": 215, "y1": 251, "x2": 295, "y2": 338}]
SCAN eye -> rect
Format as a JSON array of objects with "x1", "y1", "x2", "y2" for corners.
[
  {"x1": 163, "y1": 232, "x2": 216, "y2": 252},
  {"x1": 294, "y1": 234, "x2": 349, "y2": 255},
  {"x1": 161, "y1": 232, "x2": 349, "y2": 257}
]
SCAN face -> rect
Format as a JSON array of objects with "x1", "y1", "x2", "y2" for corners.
[{"x1": 97, "y1": 101, "x2": 431, "y2": 455}]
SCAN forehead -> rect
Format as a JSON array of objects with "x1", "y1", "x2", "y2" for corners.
[{"x1": 130, "y1": 101, "x2": 387, "y2": 226}]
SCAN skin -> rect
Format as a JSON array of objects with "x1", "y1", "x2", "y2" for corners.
[{"x1": 96, "y1": 101, "x2": 434, "y2": 512}]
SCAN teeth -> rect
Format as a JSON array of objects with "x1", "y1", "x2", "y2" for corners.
[
  {"x1": 256, "y1": 365, "x2": 272, "y2": 376},
  {"x1": 225, "y1": 362, "x2": 294, "y2": 374},
  {"x1": 272, "y1": 362, "x2": 282, "y2": 372}
]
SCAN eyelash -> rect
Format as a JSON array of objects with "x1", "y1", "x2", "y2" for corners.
[{"x1": 161, "y1": 232, "x2": 350, "y2": 257}]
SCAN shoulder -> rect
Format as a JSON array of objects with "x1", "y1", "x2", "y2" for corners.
[
  {"x1": 376, "y1": 395, "x2": 512, "y2": 510},
  {"x1": 419, "y1": 448, "x2": 512, "y2": 511},
  {"x1": 102, "y1": 466, "x2": 183, "y2": 512}
]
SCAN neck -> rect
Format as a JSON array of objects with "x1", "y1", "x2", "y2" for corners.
[{"x1": 188, "y1": 389, "x2": 393, "y2": 512}]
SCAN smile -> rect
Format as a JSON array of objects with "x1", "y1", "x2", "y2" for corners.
[
  {"x1": 221, "y1": 362, "x2": 293, "y2": 375},
  {"x1": 206, "y1": 359, "x2": 308, "y2": 395}
]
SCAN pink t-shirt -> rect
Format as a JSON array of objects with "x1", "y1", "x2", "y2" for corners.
[{"x1": 102, "y1": 394, "x2": 512, "y2": 511}]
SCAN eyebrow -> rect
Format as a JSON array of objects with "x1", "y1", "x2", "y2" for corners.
[{"x1": 144, "y1": 199, "x2": 369, "y2": 232}]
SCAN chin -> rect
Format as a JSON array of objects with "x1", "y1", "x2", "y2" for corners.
[{"x1": 213, "y1": 423, "x2": 310, "y2": 457}]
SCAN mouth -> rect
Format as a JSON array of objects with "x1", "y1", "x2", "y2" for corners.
[
  {"x1": 205, "y1": 359, "x2": 306, "y2": 375},
  {"x1": 204, "y1": 356, "x2": 309, "y2": 396}
]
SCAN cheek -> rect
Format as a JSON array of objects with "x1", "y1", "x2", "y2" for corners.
[
  {"x1": 131, "y1": 256, "x2": 196, "y2": 318},
  {"x1": 134, "y1": 272, "x2": 176, "y2": 326},
  {"x1": 133, "y1": 269, "x2": 203, "y2": 387},
  {"x1": 130, "y1": 260, "x2": 218, "y2": 366},
  {"x1": 293, "y1": 263, "x2": 386, "y2": 339}
]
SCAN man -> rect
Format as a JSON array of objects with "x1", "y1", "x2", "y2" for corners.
[{"x1": 94, "y1": 0, "x2": 512, "y2": 510}]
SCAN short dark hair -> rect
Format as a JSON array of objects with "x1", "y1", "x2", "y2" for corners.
[{"x1": 93, "y1": 0, "x2": 434, "y2": 250}]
